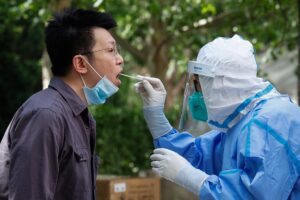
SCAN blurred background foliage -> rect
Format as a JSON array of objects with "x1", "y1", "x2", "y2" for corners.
[{"x1": 0, "y1": 0, "x2": 298, "y2": 175}]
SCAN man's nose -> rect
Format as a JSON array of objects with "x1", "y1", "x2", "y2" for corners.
[{"x1": 116, "y1": 54, "x2": 124, "y2": 66}]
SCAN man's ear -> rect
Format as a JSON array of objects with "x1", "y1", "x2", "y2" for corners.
[{"x1": 73, "y1": 55, "x2": 88, "y2": 74}]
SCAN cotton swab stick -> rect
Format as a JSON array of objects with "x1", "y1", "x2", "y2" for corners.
[{"x1": 120, "y1": 73, "x2": 144, "y2": 81}]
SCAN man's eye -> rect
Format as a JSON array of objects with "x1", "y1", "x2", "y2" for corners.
[{"x1": 107, "y1": 48, "x2": 114, "y2": 52}]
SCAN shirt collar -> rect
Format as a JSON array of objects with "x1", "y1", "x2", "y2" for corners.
[{"x1": 49, "y1": 77, "x2": 87, "y2": 116}]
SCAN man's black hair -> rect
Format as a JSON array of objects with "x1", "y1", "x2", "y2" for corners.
[{"x1": 45, "y1": 8, "x2": 117, "y2": 76}]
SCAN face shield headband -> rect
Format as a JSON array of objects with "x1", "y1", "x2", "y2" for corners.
[{"x1": 187, "y1": 61, "x2": 216, "y2": 77}]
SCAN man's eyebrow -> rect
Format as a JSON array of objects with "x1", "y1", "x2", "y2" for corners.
[{"x1": 107, "y1": 41, "x2": 116, "y2": 45}]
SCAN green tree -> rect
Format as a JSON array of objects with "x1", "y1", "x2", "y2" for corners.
[
  {"x1": 0, "y1": 0, "x2": 71, "y2": 134},
  {"x1": 0, "y1": 0, "x2": 47, "y2": 134},
  {"x1": 98, "y1": 0, "x2": 297, "y2": 108}
]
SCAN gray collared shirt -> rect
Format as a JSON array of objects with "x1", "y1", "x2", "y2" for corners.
[{"x1": 7, "y1": 77, "x2": 97, "y2": 200}]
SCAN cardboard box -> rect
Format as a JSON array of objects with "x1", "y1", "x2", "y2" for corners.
[{"x1": 96, "y1": 177, "x2": 160, "y2": 200}]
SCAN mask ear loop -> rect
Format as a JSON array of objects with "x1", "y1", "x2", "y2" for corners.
[
  {"x1": 80, "y1": 75, "x2": 87, "y2": 87},
  {"x1": 80, "y1": 56, "x2": 103, "y2": 79},
  {"x1": 79, "y1": 55, "x2": 104, "y2": 87}
]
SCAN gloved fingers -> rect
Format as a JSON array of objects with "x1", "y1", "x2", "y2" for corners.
[
  {"x1": 137, "y1": 75, "x2": 165, "y2": 90},
  {"x1": 153, "y1": 148, "x2": 173, "y2": 155},
  {"x1": 151, "y1": 160, "x2": 163, "y2": 168},
  {"x1": 136, "y1": 75, "x2": 145, "y2": 80},
  {"x1": 141, "y1": 80, "x2": 155, "y2": 93},
  {"x1": 152, "y1": 167, "x2": 163, "y2": 176},
  {"x1": 134, "y1": 82, "x2": 146, "y2": 93},
  {"x1": 150, "y1": 153, "x2": 165, "y2": 161}
]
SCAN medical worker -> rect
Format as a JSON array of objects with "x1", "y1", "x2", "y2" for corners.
[{"x1": 135, "y1": 35, "x2": 300, "y2": 199}]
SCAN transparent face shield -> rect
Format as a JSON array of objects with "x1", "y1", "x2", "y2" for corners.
[{"x1": 178, "y1": 61, "x2": 214, "y2": 134}]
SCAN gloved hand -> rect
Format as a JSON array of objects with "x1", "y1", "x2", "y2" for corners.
[
  {"x1": 134, "y1": 76, "x2": 166, "y2": 108},
  {"x1": 134, "y1": 76, "x2": 172, "y2": 139},
  {"x1": 150, "y1": 148, "x2": 209, "y2": 195}
]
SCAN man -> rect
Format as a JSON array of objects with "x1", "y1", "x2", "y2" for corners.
[
  {"x1": 135, "y1": 35, "x2": 300, "y2": 199},
  {"x1": 4, "y1": 8, "x2": 123, "y2": 199}
]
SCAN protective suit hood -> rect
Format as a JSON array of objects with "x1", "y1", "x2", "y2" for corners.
[{"x1": 195, "y1": 35, "x2": 280, "y2": 131}]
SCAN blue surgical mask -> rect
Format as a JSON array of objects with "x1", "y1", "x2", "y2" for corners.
[
  {"x1": 80, "y1": 58, "x2": 119, "y2": 105},
  {"x1": 188, "y1": 91, "x2": 208, "y2": 121}
]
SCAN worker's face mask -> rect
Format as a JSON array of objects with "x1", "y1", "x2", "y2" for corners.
[
  {"x1": 188, "y1": 91, "x2": 208, "y2": 121},
  {"x1": 179, "y1": 73, "x2": 208, "y2": 132},
  {"x1": 80, "y1": 57, "x2": 119, "y2": 105}
]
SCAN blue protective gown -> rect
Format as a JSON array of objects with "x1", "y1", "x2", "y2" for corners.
[{"x1": 154, "y1": 96, "x2": 300, "y2": 200}]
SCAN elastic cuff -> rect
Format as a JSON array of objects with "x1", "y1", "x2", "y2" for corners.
[{"x1": 143, "y1": 106, "x2": 173, "y2": 139}]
